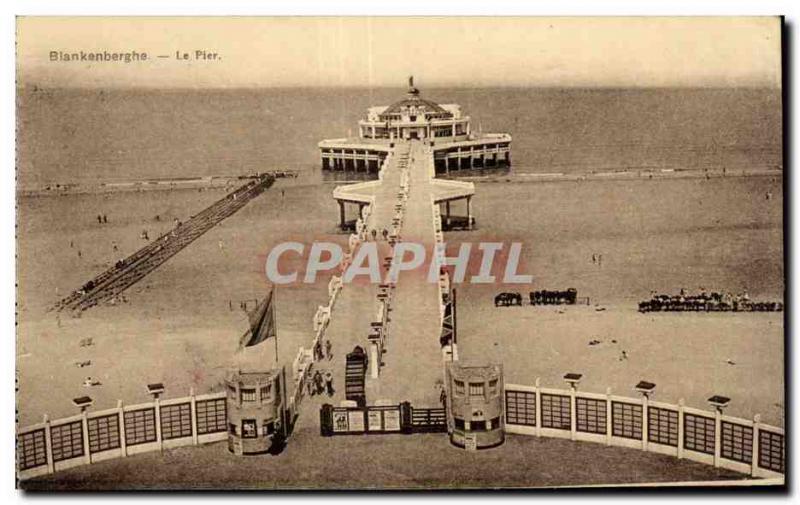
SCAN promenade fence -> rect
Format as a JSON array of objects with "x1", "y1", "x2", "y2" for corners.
[
  {"x1": 17, "y1": 390, "x2": 228, "y2": 481},
  {"x1": 503, "y1": 381, "x2": 784, "y2": 479}
]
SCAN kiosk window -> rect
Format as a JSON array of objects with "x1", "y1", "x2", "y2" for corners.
[
  {"x1": 470, "y1": 420, "x2": 487, "y2": 432},
  {"x1": 490, "y1": 417, "x2": 501, "y2": 429},
  {"x1": 489, "y1": 379, "x2": 498, "y2": 396},
  {"x1": 264, "y1": 420, "x2": 275, "y2": 436},
  {"x1": 454, "y1": 418, "x2": 465, "y2": 430},
  {"x1": 454, "y1": 380, "x2": 465, "y2": 396},
  {"x1": 241, "y1": 388, "x2": 257, "y2": 402},
  {"x1": 260, "y1": 384, "x2": 272, "y2": 401},
  {"x1": 241, "y1": 419, "x2": 257, "y2": 438},
  {"x1": 469, "y1": 383, "x2": 485, "y2": 397},
  {"x1": 228, "y1": 423, "x2": 237, "y2": 435}
]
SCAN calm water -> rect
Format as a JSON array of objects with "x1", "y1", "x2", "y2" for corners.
[{"x1": 17, "y1": 86, "x2": 782, "y2": 186}]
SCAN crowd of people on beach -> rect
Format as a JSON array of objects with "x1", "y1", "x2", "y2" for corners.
[{"x1": 638, "y1": 289, "x2": 783, "y2": 313}]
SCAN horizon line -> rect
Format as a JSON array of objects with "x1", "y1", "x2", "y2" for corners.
[{"x1": 16, "y1": 83, "x2": 782, "y2": 91}]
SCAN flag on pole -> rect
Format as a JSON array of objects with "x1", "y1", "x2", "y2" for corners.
[{"x1": 239, "y1": 286, "x2": 276, "y2": 349}]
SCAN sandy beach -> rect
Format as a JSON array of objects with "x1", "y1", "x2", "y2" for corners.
[{"x1": 16, "y1": 173, "x2": 783, "y2": 428}]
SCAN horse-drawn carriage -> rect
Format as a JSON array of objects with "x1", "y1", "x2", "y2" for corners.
[
  {"x1": 494, "y1": 292, "x2": 523, "y2": 307},
  {"x1": 530, "y1": 288, "x2": 577, "y2": 306}
]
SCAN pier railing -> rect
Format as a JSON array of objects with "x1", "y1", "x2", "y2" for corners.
[
  {"x1": 17, "y1": 390, "x2": 228, "y2": 481},
  {"x1": 503, "y1": 381, "x2": 784, "y2": 479}
]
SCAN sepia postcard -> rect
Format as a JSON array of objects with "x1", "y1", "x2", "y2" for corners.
[{"x1": 14, "y1": 16, "x2": 785, "y2": 490}]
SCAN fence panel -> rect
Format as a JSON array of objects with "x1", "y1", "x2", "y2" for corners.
[
  {"x1": 505, "y1": 390, "x2": 536, "y2": 426},
  {"x1": 160, "y1": 403, "x2": 192, "y2": 440},
  {"x1": 540, "y1": 393, "x2": 570, "y2": 430},
  {"x1": 411, "y1": 407, "x2": 447, "y2": 433},
  {"x1": 196, "y1": 398, "x2": 227, "y2": 434},
  {"x1": 50, "y1": 421, "x2": 84, "y2": 462},
  {"x1": 576, "y1": 397, "x2": 607, "y2": 434},
  {"x1": 18, "y1": 429, "x2": 48, "y2": 470},
  {"x1": 648, "y1": 406, "x2": 679, "y2": 447},
  {"x1": 87, "y1": 413, "x2": 121, "y2": 454},
  {"x1": 124, "y1": 408, "x2": 157, "y2": 446},
  {"x1": 758, "y1": 430, "x2": 785, "y2": 473},
  {"x1": 611, "y1": 401, "x2": 642, "y2": 440},
  {"x1": 720, "y1": 421, "x2": 753, "y2": 464},
  {"x1": 683, "y1": 413, "x2": 715, "y2": 455}
]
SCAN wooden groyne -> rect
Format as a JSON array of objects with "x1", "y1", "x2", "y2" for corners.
[{"x1": 52, "y1": 174, "x2": 275, "y2": 314}]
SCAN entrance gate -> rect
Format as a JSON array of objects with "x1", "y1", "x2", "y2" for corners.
[{"x1": 320, "y1": 403, "x2": 447, "y2": 436}]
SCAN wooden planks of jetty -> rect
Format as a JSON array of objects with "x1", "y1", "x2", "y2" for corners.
[{"x1": 53, "y1": 174, "x2": 276, "y2": 314}]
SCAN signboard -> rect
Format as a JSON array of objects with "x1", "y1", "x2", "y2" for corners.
[
  {"x1": 332, "y1": 411, "x2": 349, "y2": 433},
  {"x1": 383, "y1": 409, "x2": 401, "y2": 431},
  {"x1": 464, "y1": 433, "x2": 477, "y2": 451},
  {"x1": 367, "y1": 410, "x2": 383, "y2": 431},
  {"x1": 348, "y1": 410, "x2": 365, "y2": 432}
]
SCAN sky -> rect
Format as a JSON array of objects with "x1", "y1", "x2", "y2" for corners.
[{"x1": 16, "y1": 16, "x2": 782, "y2": 88}]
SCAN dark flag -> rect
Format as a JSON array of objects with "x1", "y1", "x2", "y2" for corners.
[{"x1": 239, "y1": 287, "x2": 276, "y2": 348}]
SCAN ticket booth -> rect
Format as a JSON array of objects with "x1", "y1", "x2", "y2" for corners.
[
  {"x1": 445, "y1": 362, "x2": 504, "y2": 449},
  {"x1": 225, "y1": 368, "x2": 283, "y2": 455}
]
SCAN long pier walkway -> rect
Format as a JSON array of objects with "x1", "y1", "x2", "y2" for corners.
[{"x1": 298, "y1": 141, "x2": 466, "y2": 427}]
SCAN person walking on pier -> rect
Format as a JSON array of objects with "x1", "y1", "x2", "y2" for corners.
[
  {"x1": 306, "y1": 371, "x2": 316, "y2": 397},
  {"x1": 324, "y1": 371, "x2": 334, "y2": 396},
  {"x1": 325, "y1": 339, "x2": 332, "y2": 360},
  {"x1": 97, "y1": 215, "x2": 102, "y2": 224},
  {"x1": 313, "y1": 370, "x2": 324, "y2": 396}
]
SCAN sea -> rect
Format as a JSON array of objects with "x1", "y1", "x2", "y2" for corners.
[{"x1": 16, "y1": 86, "x2": 782, "y2": 187}]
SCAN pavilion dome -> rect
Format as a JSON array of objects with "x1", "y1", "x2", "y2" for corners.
[{"x1": 379, "y1": 77, "x2": 453, "y2": 119}]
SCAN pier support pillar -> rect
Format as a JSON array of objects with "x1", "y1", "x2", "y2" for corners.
[
  {"x1": 445, "y1": 201, "x2": 451, "y2": 229},
  {"x1": 338, "y1": 201, "x2": 346, "y2": 230}
]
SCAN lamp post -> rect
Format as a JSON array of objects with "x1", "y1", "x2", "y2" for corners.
[
  {"x1": 563, "y1": 373, "x2": 582, "y2": 390},
  {"x1": 635, "y1": 381, "x2": 656, "y2": 398},
  {"x1": 72, "y1": 396, "x2": 93, "y2": 464},
  {"x1": 563, "y1": 373, "x2": 582, "y2": 440},
  {"x1": 707, "y1": 395, "x2": 731, "y2": 412},
  {"x1": 635, "y1": 381, "x2": 656, "y2": 451},
  {"x1": 72, "y1": 396, "x2": 93, "y2": 413},
  {"x1": 707, "y1": 395, "x2": 731, "y2": 467},
  {"x1": 146, "y1": 383, "x2": 165, "y2": 400},
  {"x1": 147, "y1": 383, "x2": 166, "y2": 451}
]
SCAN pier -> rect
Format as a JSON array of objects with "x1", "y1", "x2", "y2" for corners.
[{"x1": 318, "y1": 141, "x2": 473, "y2": 408}]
